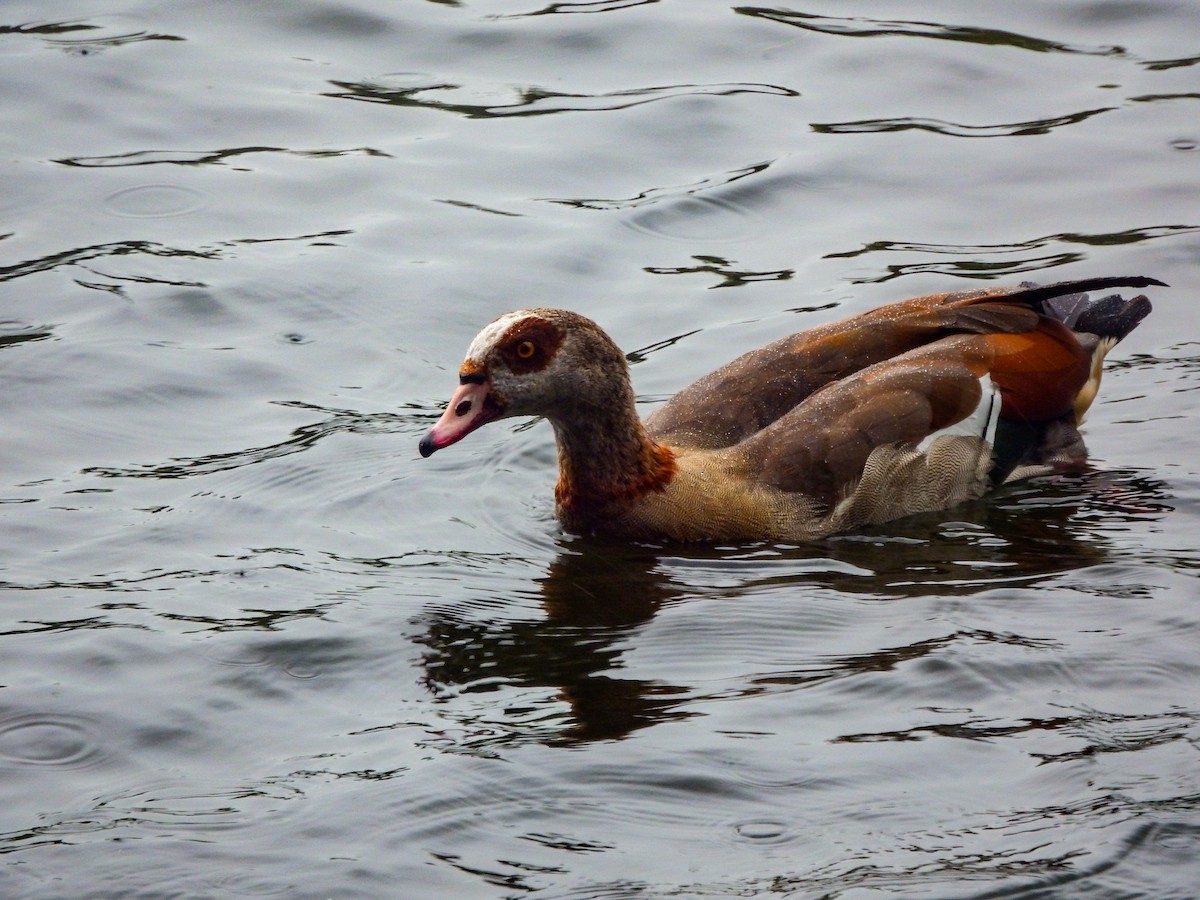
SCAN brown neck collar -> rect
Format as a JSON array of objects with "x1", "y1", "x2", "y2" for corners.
[{"x1": 552, "y1": 418, "x2": 677, "y2": 528}]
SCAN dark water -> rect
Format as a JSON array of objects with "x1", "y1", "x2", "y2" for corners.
[{"x1": 3, "y1": 2, "x2": 1200, "y2": 897}]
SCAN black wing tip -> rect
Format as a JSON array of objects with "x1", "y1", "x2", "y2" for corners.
[
  {"x1": 1010, "y1": 276, "x2": 1162, "y2": 319},
  {"x1": 1022, "y1": 275, "x2": 1167, "y2": 298},
  {"x1": 1024, "y1": 276, "x2": 1159, "y2": 338},
  {"x1": 1132, "y1": 276, "x2": 1169, "y2": 288},
  {"x1": 1082, "y1": 275, "x2": 1167, "y2": 289}
]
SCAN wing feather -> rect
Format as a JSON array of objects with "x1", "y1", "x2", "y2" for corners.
[{"x1": 646, "y1": 277, "x2": 1158, "y2": 449}]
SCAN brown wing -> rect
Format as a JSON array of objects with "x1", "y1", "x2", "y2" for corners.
[
  {"x1": 728, "y1": 317, "x2": 1102, "y2": 508},
  {"x1": 645, "y1": 276, "x2": 1162, "y2": 450},
  {"x1": 728, "y1": 339, "x2": 985, "y2": 507}
]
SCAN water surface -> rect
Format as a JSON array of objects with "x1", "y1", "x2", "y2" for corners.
[{"x1": 3, "y1": 1, "x2": 1199, "y2": 897}]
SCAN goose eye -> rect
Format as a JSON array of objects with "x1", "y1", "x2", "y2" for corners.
[{"x1": 515, "y1": 340, "x2": 537, "y2": 359}]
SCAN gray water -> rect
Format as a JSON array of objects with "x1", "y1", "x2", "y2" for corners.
[{"x1": 3, "y1": 2, "x2": 1200, "y2": 898}]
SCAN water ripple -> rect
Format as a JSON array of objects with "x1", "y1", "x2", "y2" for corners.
[
  {"x1": 82, "y1": 402, "x2": 407, "y2": 480},
  {"x1": 646, "y1": 254, "x2": 794, "y2": 289},
  {"x1": 745, "y1": 628, "x2": 1027, "y2": 695},
  {"x1": 0, "y1": 231, "x2": 350, "y2": 284},
  {"x1": 584, "y1": 161, "x2": 783, "y2": 243},
  {"x1": 1143, "y1": 54, "x2": 1200, "y2": 71},
  {"x1": 491, "y1": 0, "x2": 659, "y2": 18},
  {"x1": 734, "y1": 8, "x2": 1126, "y2": 57},
  {"x1": 325, "y1": 76, "x2": 797, "y2": 119},
  {"x1": 543, "y1": 160, "x2": 772, "y2": 211},
  {"x1": 829, "y1": 225, "x2": 1200, "y2": 259},
  {"x1": 630, "y1": 192, "x2": 779, "y2": 243},
  {"x1": 624, "y1": 327, "x2": 702, "y2": 365},
  {"x1": 0, "y1": 712, "x2": 106, "y2": 770},
  {"x1": 55, "y1": 146, "x2": 389, "y2": 168},
  {"x1": 1130, "y1": 91, "x2": 1200, "y2": 106},
  {"x1": 1, "y1": 239, "x2": 218, "y2": 284},
  {"x1": 824, "y1": 225, "x2": 1200, "y2": 283},
  {"x1": 2, "y1": 15, "x2": 184, "y2": 51},
  {"x1": 436, "y1": 198, "x2": 524, "y2": 218},
  {"x1": 203, "y1": 873, "x2": 296, "y2": 897},
  {"x1": 521, "y1": 831, "x2": 615, "y2": 853},
  {"x1": 831, "y1": 705, "x2": 1198, "y2": 759},
  {"x1": 969, "y1": 822, "x2": 1200, "y2": 899},
  {"x1": 812, "y1": 107, "x2": 1115, "y2": 138},
  {"x1": 0, "y1": 320, "x2": 55, "y2": 349},
  {"x1": 103, "y1": 183, "x2": 208, "y2": 218},
  {"x1": 86, "y1": 778, "x2": 304, "y2": 834},
  {"x1": 1031, "y1": 707, "x2": 1198, "y2": 764}
]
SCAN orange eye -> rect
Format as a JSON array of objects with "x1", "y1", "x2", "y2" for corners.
[{"x1": 515, "y1": 340, "x2": 537, "y2": 359}]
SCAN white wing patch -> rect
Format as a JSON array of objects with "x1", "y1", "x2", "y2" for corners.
[{"x1": 917, "y1": 374, "x2": 1001, "y2": 452}]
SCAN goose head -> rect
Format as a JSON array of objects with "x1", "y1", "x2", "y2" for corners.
[{"x1": 418, "y1": 308, "x2": 634, "y2": 457}]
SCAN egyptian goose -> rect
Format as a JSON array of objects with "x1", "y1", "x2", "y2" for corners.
[{"x1": 419, "y1": 277, "x2": 1160, "y2": 542}]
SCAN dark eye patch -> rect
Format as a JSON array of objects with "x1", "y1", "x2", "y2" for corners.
[{"x1": 498, "y1": 317, "x2": 564, "y2": 374}]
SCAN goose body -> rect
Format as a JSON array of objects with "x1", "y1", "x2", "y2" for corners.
[{"x1": 420, "y1": 277, "x2": 1159, "y2": 542}]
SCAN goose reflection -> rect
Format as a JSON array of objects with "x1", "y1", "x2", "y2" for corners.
[
  {"x1": 415, "y1": 468, "x2": 1171, "y2": 745},
  {"x1": 417, "y1": 541, "x2": 693, "y2": 744}
]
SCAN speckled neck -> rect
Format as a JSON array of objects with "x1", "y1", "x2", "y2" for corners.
[{"x1": 549, "y1": 385, "x2": 676, "y2": 531}]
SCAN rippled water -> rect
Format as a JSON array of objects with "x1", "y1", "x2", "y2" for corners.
[{"x1": 3, "y1": 2, "x2": 1200, "y2": 897}]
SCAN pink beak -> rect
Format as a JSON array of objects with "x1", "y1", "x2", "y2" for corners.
[{"x1": 418, "y1": 377, "x2": 502, "y2": 457}]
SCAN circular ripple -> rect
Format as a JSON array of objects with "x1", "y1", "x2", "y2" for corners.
[
  {"x1": 733, "y1": 818, "x2": 790, "y2": 842},
  {"x1": 0, "y1": 712, "x2": 104, "y2": 769},
  {"x1": 370, "y1": 71, "x2": 438, "y2": 90},
  {"x1": 103, "y1": 183, "x2": 207, "y2": 218},
  {"x1": 206, "y1": 873, "x2": 297, "y2": 897},
  {"x1": 625, "y1": 195, "x2": 766, "y2": 244},
  {"x1": 41, "y1": 14, "x2": 153, "y2": 46}
]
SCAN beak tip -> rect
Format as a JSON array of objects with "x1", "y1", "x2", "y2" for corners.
[{"x1": 418, "y1": 433, "x2": 437, "y2": 458}]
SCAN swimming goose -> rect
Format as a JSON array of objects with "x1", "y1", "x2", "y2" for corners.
[{"x1": 419, "y1": 277, "x2": 1160, "y2": 541}]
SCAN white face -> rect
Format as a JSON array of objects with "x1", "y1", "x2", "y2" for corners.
[{"x1": 465, "y1": 310, "x2": 538, "y2": 366}]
